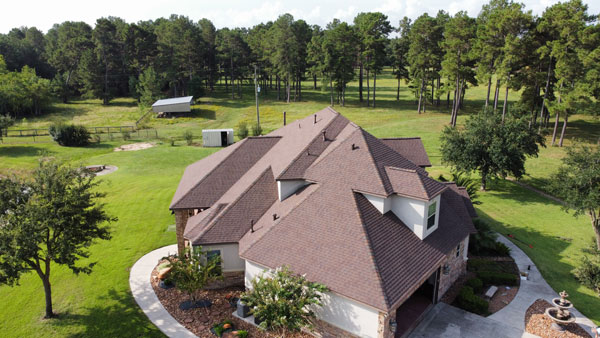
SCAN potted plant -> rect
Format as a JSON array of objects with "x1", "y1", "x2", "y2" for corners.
[{"x1": 236, "y1": 299, "x2": 251, "y2": 318}]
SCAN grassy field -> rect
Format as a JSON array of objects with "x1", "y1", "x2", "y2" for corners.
[{"x1": 0, "y1": 69, "x2": 598, "y2": 337}]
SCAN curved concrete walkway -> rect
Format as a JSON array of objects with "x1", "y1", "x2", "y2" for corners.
[
  {"x1": 129, "y1": 244, "x2": 197, "y2": 338},
  {"x1": 488, "y1": 234, "x2": 596, "y2": 335}
]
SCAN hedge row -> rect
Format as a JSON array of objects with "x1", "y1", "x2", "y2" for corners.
[
  {"x1": 456, "y1": 286, "x2": 488, "y2": 315},
  {"x1": 478, "y1": 271, "x2": 518, "y2": 286}
]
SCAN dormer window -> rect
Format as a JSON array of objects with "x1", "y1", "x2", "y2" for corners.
[{"x1": 427, "y1": 202, "x2": 437, "y2": 229}]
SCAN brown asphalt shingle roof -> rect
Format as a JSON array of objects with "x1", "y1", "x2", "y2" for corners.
[
  {"x1": 385, "y1": 166, "x2": 447, "y2": 201},
  {"x1": 187, "y1": 167, "x2": 278, "y2": 244},
  {"x1": 170, "y1": 137, "x2": 280, "y2": 209},
  {"x1": 380, "y1": 138, "x2": 432, "y2": 167}
]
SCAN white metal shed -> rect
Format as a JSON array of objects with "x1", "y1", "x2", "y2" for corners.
[
  {"x1": 152, "y1": 96, "x2": 194, "y2": 113},
  {"x1": 202, "y1": 129, "x2": 234, "y2": 147}
]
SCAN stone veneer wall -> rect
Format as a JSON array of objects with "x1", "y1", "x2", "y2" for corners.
[
  {"x1": 174, "y1": 209, "x2": 191, "y2": 255},
  {"x1": 437, "y1": 236, "x2": 469, "y2": 300},
  {"x1": 378, "y1": 309, "x2": 397, "y2": 338}
]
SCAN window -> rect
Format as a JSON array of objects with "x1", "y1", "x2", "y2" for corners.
[
  {"x1": 207, "y1": 250, "x2": 222, "y2": 275},
  {"x1": 427, "y1": 202, "x2": 437, "y2": 229},
  {"x1": 456, "y1": 244, "x2": 461, "y2": 257}
]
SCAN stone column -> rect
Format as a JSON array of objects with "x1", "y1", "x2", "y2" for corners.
[
  {"x1": 378, "y1": 309, "x2": 396, "y2": 338},
  {"x1": 174, "y1": 209, "x2": 190, "y2": 255}
]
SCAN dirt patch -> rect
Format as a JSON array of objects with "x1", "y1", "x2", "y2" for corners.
[
  {"x1": 525, "y1": 299, "x2": 591, "y2": 338},
  {"x1": 488, "y1": 285, "x2": 518, "y2": 313},
  {"x1": 151, "y1": 259, "x2": 311, "y2": 338},
  {"x1": 114, "y1": 142, "x2": 155, "y2": 152}
]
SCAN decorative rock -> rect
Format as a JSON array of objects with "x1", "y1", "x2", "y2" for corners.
[
  {"x1": 184, "y1": 318, "x2": 194, "y2": 324},
  {"x1": 158, "y1": 267, "x2": 172, "y2": 280},
  {"x1": 485, "y1": 286, "x2": 498, "y2": 298}
]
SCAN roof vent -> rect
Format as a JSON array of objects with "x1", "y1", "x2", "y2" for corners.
[
  {"x1": 314, "y1": 114, "x2": 317, "y2": 124},
  {"x1": 273, "y1": 213, "x2": 279, "y2": 221},
  {"x1": 322, "y1": 130, "x2": 327, "y2": 141},
  {"x1": 250, "y1": 219, "x2": 255, "y2": 233},
  {"x1": 352, "y1": 143, "x2": 359, "y2": 150},
  {"x1": 283, "y1": 111, "x2": 287, "y2": 126}
]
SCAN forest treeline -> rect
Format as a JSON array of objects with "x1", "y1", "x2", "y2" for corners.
[{"x1": 0, "y1": 0, "x2": 598, "y2": 145}]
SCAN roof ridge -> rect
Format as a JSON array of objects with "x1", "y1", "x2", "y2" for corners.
[
  {"x1": 380, "y1": 137, "x2": 422, "y2": 140},
  {"x1": 193, "y1": 166, "x2": 275, "y2": 241},
  {"x1": 385, "y1": 166, "x2": 417, "y2": 173},
  {"x1": 353, "y1": 192, "x2": 392, "y2": 309},
  {"x1": 170, "y1": 138, "x2": 248, "y2": 208},
  {"x1": 359, "y1": 129, "x2": 391, "y2": 195},
  {"x1": 277, "y1": 113, "x2": 346, "y2": 180}
]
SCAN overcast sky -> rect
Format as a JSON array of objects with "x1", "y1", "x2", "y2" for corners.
[{"x1": 1, "y1": 0, "x2": 598, "y2": 34}]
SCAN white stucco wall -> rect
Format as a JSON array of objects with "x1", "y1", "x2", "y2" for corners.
[
  {"x1": 277, "y1": 180, "x2": 307, "y2": 201},
  {"x1": 390, "y1": 195, "x2": 426, "y2": 238},
  {"x1": 244, "y1": 260, "x2": 380, "y2": 338},
  {"x1": 364, "y1": 193, "x2": 391, "y2": 213},
  {"x1": 195, "y1": 243, "x2": 245, "y2": 272}
]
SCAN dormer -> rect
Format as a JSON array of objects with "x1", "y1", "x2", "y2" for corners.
[
  {"x1": 362, "y1": 166, "x2": 447, "y2": 240},
  {"x1": 277, "y1": 180, "x2": 308, "y2": 201}
]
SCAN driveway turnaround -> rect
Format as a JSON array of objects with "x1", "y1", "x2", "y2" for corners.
[
  {"x1": 409, "y1": 302, "x2": 537, "y2": 338},
  {"x1": 129, "y1": 244, "x2": 197, "y2": 338},
  {"x1": 409, "y1": 234, "x2": 597, "y2": 338}
]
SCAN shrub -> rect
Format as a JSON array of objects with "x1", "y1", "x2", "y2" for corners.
[
  {"x1": 456, "y1": 286, "x2": 488, "y2": 315},
  {"x1": 169, "y1": 137, "x2": 176, "y2": 146},
  {"x1": 469, "y1": 219, "x2": 510, "y2": 257},
  {"x1": 468, "y1": 258, "x2": 514, "y2": 274},
  {"x1": 251, "y1": 123, "x2": 262, "y2": 136},
  {"x1": 48, "y1": 123, "x2": 90, "y2": 147},
  {"x1": 241, "y1": 266, "x2": 329, "y2": 332},
  {"x1": 183, "y1": 130, "x2": 193, "y2": 145},
  {"x1": 92, "y1": 134, "x2": 101, "y2": 143},
  {"x1": 573, "y1": 255, "x2": 600, "y2": 295},
  {"x1": 235, "y1": 330, "x2": 248, "y2": 338},
  {"x1": 236, "y1": 120, "x2": 249, "y2": 139},
  {"x1": 478, "y1": 271, "x2": 518, "y2": 286},
  {"x1": 465, "y1": 278, "x2": 483, "y2": 293},
  {"x1": 165, "y1": 247, "x2": 222, "y2": 304},
  {"x1": 122, "y1": 130, "x2": 131, "y2": 140}
]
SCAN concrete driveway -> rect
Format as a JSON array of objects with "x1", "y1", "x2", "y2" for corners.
[{"x1": 408, "y1": 302, "x2": 538, "y2": 338}]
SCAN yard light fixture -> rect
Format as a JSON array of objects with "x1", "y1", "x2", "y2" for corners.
[
  {"x1": 443, "y1": 263, "x2": 451, "y2": 275},
  {"x1": 389, "y1": 319, "x2": 397, "y2": 332}
]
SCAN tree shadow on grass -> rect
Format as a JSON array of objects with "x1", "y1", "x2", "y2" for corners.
[
  {"x1": 189, "y1": 108, "x2": 216, "y2": 120},
  {"x1": 0, "y1": 146, "x2": 51, "y2": 158},
  {"x1": 482, "y1": 178, "x2": 564, "y2": 206},
  {"x1": 49, "y1": 288, "x2": 162, "y2": 338}
]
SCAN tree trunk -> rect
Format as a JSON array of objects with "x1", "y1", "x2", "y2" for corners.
[
  {"x1": 313, "y1": 74, "x2": 317, "y2": 90},
  {"x1": 480, "y1": 173, "x2": 487, "y2": 191},
  {"x1": 502, "y1": 82, "x2": 509, "y2": 122},
  {"x1": 417, "y1": 77, "x2": 424, "y2": 113},
  {"x1": 431, "y1": 78, "x2": 434, "y2": 105},
  {"x1": 359, "y1": 63, "x2": 363, "y2": 102},
  {"x1": 298, "y1": 76, "x2": 302, "y2": 101},
  {"x1": 373, "y1": 72, "x2": 377, "y2": 108},
  {"x1": 329, "y1": 76, "x2": 333, "y2": 106},
  {"x1": 447, "y1": 91, "x2": 450, "y2": 108},
  {"x1": 485, "y1": 77, "x2": 492, "y2": 110},
  {"x1": 558, "y1": 113, "x2": 568, "y2": 147},
  {"x1": 539, "y1": 62, "x2": 552, "y2": 130},
  {"x1": 342, "y1": 85, "x2": 346, "y2": 107},
  {"x1": 230, "y1": 56, "x2": 234, "y2": 100},
  {"x1": 551, "y1": 83, "x2": 563, "y2": 146},
  {"x1": 397, "y1": 78, "x2": 400, "y2": 101},
  {"x1": 277, "y1": 76, "x2": 280, "y2": 101},
  {"x1": 286, "y1": 76, "x2": 290, "y2": 103},
  {"x1": 366, "y1": 69, "x2": 370, "y2": 107},
  {"x1": 436, "y1": 77, "x2": 441, "y2": 106},
  {"x1": 42, "y1": 275, "x2": 53, "y2": 318},
  {"x1": 493, "y1": 79, "x2": 500, "y2": 112},
  {"x1": 590, "y1": 211, "x2": 600, "y2": 250}
]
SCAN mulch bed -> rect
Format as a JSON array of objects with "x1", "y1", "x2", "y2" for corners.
[
  {"x1": 524, "y1": 299, "x2": 591, "y2": 338},
  {"x1": 151, "y1": 259, "x2": 311, "y2": 338},
  {"x1": 488, "y1": 285, "x2": 518, "y2": 313}
]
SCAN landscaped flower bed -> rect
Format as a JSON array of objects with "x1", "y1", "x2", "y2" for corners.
[
  {"x1": 150, "y1": 259, "x2": 312, "y2": 338},
  {"x1": 525, "y1": 299, "x2": 591, "y2": 338}
]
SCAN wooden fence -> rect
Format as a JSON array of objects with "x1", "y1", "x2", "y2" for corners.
[{"x1": 0, "y1": 125, "x2": 158, "y2": 144}]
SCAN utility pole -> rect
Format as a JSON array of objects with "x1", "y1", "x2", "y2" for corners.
[{"x1": 254, "y1": 64, "x2": 260, "y2": 128}]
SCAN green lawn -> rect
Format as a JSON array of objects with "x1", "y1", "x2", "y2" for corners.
[{"x1": 0, "y1": 69, "x2": 598, "y2": 337}]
